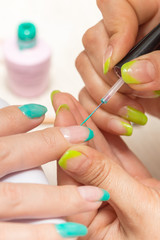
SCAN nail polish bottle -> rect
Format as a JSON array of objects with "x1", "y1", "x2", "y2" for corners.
[{"x1": 3, "y1": 22, "x2": 51, "y2": 97}]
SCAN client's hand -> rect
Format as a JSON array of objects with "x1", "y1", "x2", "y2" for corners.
[
  {"x1": 0, "y1": 103, "x2": 109, "y2": 239},
  {"x1": 52, "y1": 91, "x2": 159, "y2": 240}
]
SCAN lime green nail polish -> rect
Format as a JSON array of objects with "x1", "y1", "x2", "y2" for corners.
[
  {"x1": 103, "y1": 57, "x2": 111, "y2": 74},
  {"x1": 55, "y1": 222, "x2": 88, "y2": 238},
  {"x1": 121, "y1": 121, "x2": 133, "y2": 136},
  {"x1": 84, "y1": 127, "x2": 94, "y2": 142},
  {"x1": 59, "y1": 150, "x2": 82, "y2": 169},
  {"x1": 121, "y1": 60, "x2": 140, "y2": 84},
  {"x1": 50, "y1": 90, "x2": 60, "y2": 104},
  {"x1": 122, "y1": 106, "x2": 148, "y2": 125},
  {"x1": 155, "y1": 90, "x2": 160, "y2": 96},
  {"x1": 56, "y1": 104, "x2": 70, "y2": 116},
  {"x1": 100, "y1": 189, "x2": 110, "y2": 201},
  {"x1": 18, "y1": 104, "x2": 47, "y2": 119}
]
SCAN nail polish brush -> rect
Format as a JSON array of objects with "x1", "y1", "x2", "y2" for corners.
[{"x1": 81, "y1": 23, "x2": 160, "y2": 126}]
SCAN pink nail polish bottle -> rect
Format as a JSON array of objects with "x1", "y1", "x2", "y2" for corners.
[{"x1": 3, "y1": 22, "x2": 51, "y2": 97}]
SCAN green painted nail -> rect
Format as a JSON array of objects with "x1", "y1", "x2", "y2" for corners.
[
  {"x1": 18, "y1": 104, "x2": 47, "y2": 119},
  {"x1": 100, "y1": 189, "x2": 110, "y2": 201},
  {"x1": 85, "y1": 127, "x2": 94, "y2": 142},
  {"x1": 154, "y1": 90, "x2": 160, "y2": 96},
  {"x1": 55, "y1": 222, "x2": 88, "y2": 238},
  {"x1": 56, "y1": 104, "x2": 70, "y2": 116},
  {"x1": 59, "y1": 150, "x2": 81, "y2": 169},
  {"x1": 121, "y1": 121, "x2": 133, "y2": 136},
  {"x1": 50, "y1": 90, "x2": 60, "y2": 104},
  {"x1": 103, "y1": 57, "x2": 111, "y2": 74},
  {"x1": 122, "y1": 106, "x2": 148, "y2": 125},
  {"x1": 121, "y1": 60, "x2": 140, "y2": 84}
]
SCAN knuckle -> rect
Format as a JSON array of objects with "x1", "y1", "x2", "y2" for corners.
[
  {"x1": 1, "y1": 183, "x2": 22, "y2": 208},
  {"x1": 0, "y1": 141, "x2": 10, "y2": 162},
  {"x1": 40, "y1": 128, "x2": 57, "y2": 150},
  {"x1": 75, "y1": 52, "x2": 85, "y2": 71},
  {"x1": 85, "y1": 160, "x2": 112, "y2": 188},
  {"x1": 0, "y1": 141, "x2": 10, "y2": 177},
  {"x1": 82, "y1": 27, "x2": 99, "y2": 49}
]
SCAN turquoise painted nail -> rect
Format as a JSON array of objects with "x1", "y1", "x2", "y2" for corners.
[
  {"x1": 55, "y1": 222, "x2": 88, "y2": 238},
  {"x1": 100, "y1": 189, "x2": 110, "y2": 201},
  {"x1": 85, "y1": 127, "x2": 94, "y2": 142},
  {"x1": 18, "y1": 104, "x2": 47, "y2": 119}
]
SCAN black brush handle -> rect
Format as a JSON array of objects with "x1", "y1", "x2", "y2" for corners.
[{"x1": 114, "y1": 23, "x2": 160, "y2": 77}]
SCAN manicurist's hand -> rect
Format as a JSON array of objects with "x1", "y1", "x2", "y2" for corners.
[
  {"x1": 76, "y1": 0, "x2": 160, "y2": 135},
  {"x1": 0, "y1": 103, "x2": 110, "y2": 239},
  {"x1": 51, "y1": 91, "x2": 160, "y2": 240}
]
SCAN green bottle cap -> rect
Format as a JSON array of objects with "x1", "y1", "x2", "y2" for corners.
[{"x1": 18, "y1": 22, "x2": 36, "y2": 41}]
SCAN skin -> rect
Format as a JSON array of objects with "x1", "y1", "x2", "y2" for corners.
[
  {"x1": 0, "y1": 105, "x2": 104, "y2": 239},
  {"x1": 76, "y1": 0, "x2": 160, "y2": 133},
  {"x1": 52, "y1": 92, "x2": 160, "y2": 240}
]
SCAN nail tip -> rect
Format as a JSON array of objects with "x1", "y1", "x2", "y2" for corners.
[
  {"x1": 56, "y1": 104, "x2": 70, "y2": 116},
  {"x1": 125, "y1": 106, "x2": 148, "y2": 125},
  {"x1": 100, "y1": 189, "x2": 110, "y2": 201},
  {"x1": 19, "y1": 103, "x2": 47, "y2": 119},
  {"x1": 84, "y1": 127, "x2": 95, "y2": 142},
  {"x1": 58, "y1": 150, "x2": 82, "y2": 169},
  {"x1": 55, "y1": 222, "x2": 88, "y2": 238}
]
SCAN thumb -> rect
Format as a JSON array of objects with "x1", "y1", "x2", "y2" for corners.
[
  {"x1": 121, "y1": 51, "x2": 160, "y2": 92},
  {"x1": 96, "y1": 0, "x2": 157, "y2": 72},
  {"x1": 58, "y1": 145, "x2": 150, "y2": 227}
]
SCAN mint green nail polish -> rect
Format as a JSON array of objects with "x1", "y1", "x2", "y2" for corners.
[
  {"x1": 55, "y1": 222, "x2": 88, "y2": 238},
  {"x1": 100, "y1": 189, "x2": 110, "y2": 201},
  {"x1": 84, "y1": 127, "x2": 94, "y2": 142},
  {"x1": 19, "y1": 104, "x2": 47, "y2": 119}
]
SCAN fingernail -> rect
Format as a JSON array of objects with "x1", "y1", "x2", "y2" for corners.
[
  {"x1": 59, "y1": 150, "x2": 90, "y2": 172},
  {"x1": 78, "y1": 186, "x2": 110, "y2": 202},
  {"x1": 103, "y1": 45, "x2": 113, "y2": 74},
  {"x1": 60, "y1": 126, "x2": 94, "y2": 144},
  {"x1": 154, "y1": 90, "x2": 160, "y2": 97},
  {"x1": 121, "y1": 60, "x2": 156, "y2": 84},
  {"x1": 50, "y1": 90, "x2": 60, "y2": 105},
  {"x1": 55, "y1": 222, "x2": 88, "y2": 238},
  {"x1": 107, "y1": 119, "x2": 133, "y2": 136},
  {"x1": 56, "y1": 104, "x2": 70, "y2": 116},
  {"x1": 118, "y1": 106, "x2": 148, "y2": 125},
  {"x1": 18, "y1": 104, "x2": 47, "y2": 119}
]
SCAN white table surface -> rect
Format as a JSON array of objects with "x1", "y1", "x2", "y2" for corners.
[{"x1": 0, "y1": 0, "x2": 160, "y2": 184}]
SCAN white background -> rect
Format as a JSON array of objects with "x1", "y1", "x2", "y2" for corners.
[{"x1": 0, "y1": 0, "x2": 159, "y2": 184}]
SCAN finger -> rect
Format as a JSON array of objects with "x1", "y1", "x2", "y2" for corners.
[
  {"x1": 138, "y1": 97, "x2": 160, "y2": 118},
  {"x1": 79, "y1": 88, "x2": 134, "y2": 136},
  {"x1": 103, "y1": 132, "x2": 151, "y2": 179},
  {"x1": 51, "y1": 91, "x2": 116, "y2": 159},
  {"x1": 58, "y1": 145, "x2": 151, "y2": 226},
  {"x1": 0, "y1": 104, "x2": 47, "y2": 137},
  {"x1": 0, "y1": 222, "x2": 88, "y2": 239},
  {"x1": 51, "y1": 90, "x2": 81, "y2": 186},
  {"x1": 96, "y1": 0, "x2": 158, "y2": 69},
  {"x1": 0, "y1": 125, "x2": 94, "y2": 178},
  {"x1": 121, "y1": 51, "x2": 160, "y2": 91},
  {"x1": 0, "y1": 183, "x2": 110, "y2": 220},
  {"x1": 76, "y1": 51, "x2": 148, "y2": 126},
  {"x1": 51, "y1": 91, "x2": 99, "y2": 227}
]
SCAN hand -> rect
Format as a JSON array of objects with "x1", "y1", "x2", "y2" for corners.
[
  {"x1": 76, "y1": 0, "x2": 160, "y2": 135},
  {"x1": 51, "y1": 91, "x2": 157, "y2": 239},
  {"x1": 0, "y1": 103, "x2": 109, "y2": 239}
]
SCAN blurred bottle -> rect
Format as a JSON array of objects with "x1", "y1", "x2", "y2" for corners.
[{"x1": 3, "y1": 22, "x2": 51, "y2": 97}]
